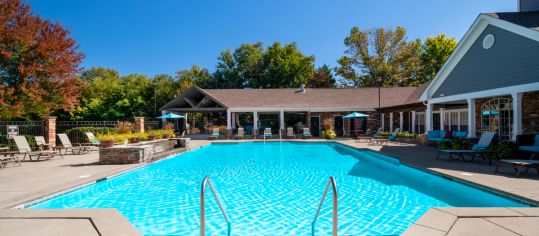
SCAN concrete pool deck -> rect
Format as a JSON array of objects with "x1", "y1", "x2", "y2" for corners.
[{"x1": 0, "y1": 138, "x2": 538, "y2": 235}]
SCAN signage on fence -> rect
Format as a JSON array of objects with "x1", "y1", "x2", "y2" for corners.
[{"x1": 7, "y1": 125, "x2": 18, "y2": 139}]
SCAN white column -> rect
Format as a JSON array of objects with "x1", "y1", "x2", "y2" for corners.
[
  {"x1": 411, "y1": 111, "x2": 416, "y2": 133},
  {"x1": 399, "y1": 112, "x2": 404, "y2": 131},
  {"x1": 279, "y1": 110, "x2": 285, "y2": 130},
  {"x1": 231, "y1": 112, "x2": 236, "y2": 129},
  {"x1": 226, "y1": 110, "x2": 232, "y2": 130},
  {"x1": 426, "y1": 103, "x2": 433, "y2": 131},
  {"x1": 253, "y1": 111, "x2": 258, "y2": 131},
  {"x1": 183, "y1": 113, "x2": 188, "y2": 133},
  {"x1": 467, "y1": 98, "x2": 476, "y2": 138},
  {"x1": 381, "y1": 113, "x2": 385, "y2": 130},
  {"x1": 439, "y1": 108, "x2": 445, "y2": 130},
  {"x1": 235, "y1": 113, "x2": 240, "y2": 128},
  {"x1": 512, "y1": 92, "x2": 523, "y2": 141},
  {"x1": 161, "y1": 110, "x2": 167, "y2": 128},
  {"x1": 389, "y1": 112, "x2": 394, "y2": 132}
]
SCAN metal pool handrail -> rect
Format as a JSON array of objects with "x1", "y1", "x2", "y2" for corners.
[
  {"x1": 311, "y1": 176, "x2": 338, "y2": 236},
  {"x1": 200, "y1": 176, "x2": 231, "y2": 236}
]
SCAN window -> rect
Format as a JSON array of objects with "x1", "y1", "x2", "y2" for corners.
[
  {"x1": 481, "y1": 98, "x2": 512, "y2": 141},
  {"x1": 443, "y1": 109, "x2": 468, "y2": 131},
  {"x1": 415, "y1": 113, "x2": 425, "y2": 133},
  {"x1": 459, "y1": 111, "x2": 468, "y2": 131}
]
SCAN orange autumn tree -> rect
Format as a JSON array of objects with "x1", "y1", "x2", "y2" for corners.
[{"x1": 0, "y1": 0, "x2": 85, "y2": 120}]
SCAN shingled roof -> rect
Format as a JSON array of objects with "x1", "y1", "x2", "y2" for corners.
[
  {"x1": 484, "y1": 11, "x2": 539, "y2": 31},
  {"x1": 161, "y1": 85, "x2": 425, "y2": 112}
]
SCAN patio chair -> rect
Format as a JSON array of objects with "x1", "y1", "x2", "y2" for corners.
[
  {"x1": 286, "y1": 127, "x2": 296, "y2": 139},
  {"x1": 235, "y1": 128, "x2": 244, "y2": 139},
  {"x1": 12, "y1": 136, "x2": 59, "y2": 161},
  {"x1": 34, "y1": 136, "x2": 49, "y2": 150},
  {"x1": 56, "y1": 133, "x2": 92, "y2": 155},
  {"x1": 355, "y1": 128, "x2": 373, "y2": 143},
  {"x1": 495, "y1": 154, "x2": 539, "y2": 176},
  {"x1": 85, "y1": 132, "x2": 100, "y2": 146},
  {"x1": 303, "y1": 128, "x2": 312, "y2": 139},
  {"x1": 209, "y1": 128, "x2": 220, "y2": 140},
  {"x1": 436, "y1": 131, "x2": 498, "y2": 163},
  {"x1": 370, "y1": 128, "x2": 400, "y2": 145},
  {"x1": 264, "y1": 128, "x2": 272, "y2": 140},
  {"x1": 371, "y1": 127, "x2": 383, "y2": 139}
]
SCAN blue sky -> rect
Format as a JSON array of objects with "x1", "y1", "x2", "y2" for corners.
[{"x1": 28, "y1": 0, "x2": 515, "y2": 77}]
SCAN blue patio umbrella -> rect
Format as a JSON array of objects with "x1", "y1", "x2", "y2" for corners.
[
  {"x1": 343, "y1": 112, "x2": 369, "y2": 118},
  {"x1": 156, "y1": 113, "x2": 185, "y2": 119}
]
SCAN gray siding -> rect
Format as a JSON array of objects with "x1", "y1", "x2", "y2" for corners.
[
  {"x1": 520, "y1": 0, "x2": 539, "y2": 12},
  {"x1": 433, "y1": 25, "x2": 539, "y2": 98}
]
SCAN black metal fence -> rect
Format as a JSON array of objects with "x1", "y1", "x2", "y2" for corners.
[
  {"x1": 144, "y1": 120, "x2": 161, "y2": 130},
  {"x1": 56, "y1": 121, "x2": 119, "y2": 144},
  {"x1": 0, "y1": 121, "x2": 44, "y2": 145}
]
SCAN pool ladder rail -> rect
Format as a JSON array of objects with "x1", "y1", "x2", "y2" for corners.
[
  {"x1": 312, "y1": 176, "x2": 338, "y2": 236},
  {"x1": 199, "y1": 176, "x2": 338, "y2": 236},
  {"x1": 200, "y1": 176, "x2": 231, "y2": 236}
]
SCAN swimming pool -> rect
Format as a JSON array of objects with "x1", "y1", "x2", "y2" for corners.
[{"x1": 31, "y1": 142, "x2": 527, "y2": 235}]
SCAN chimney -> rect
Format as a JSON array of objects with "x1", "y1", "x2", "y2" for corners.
[
  {"x1": 519, "y1": 0, "x2": 539, "y2": 12},
  {"x1": 300, "y1": 84, "x2": 305, "y2": 93}
]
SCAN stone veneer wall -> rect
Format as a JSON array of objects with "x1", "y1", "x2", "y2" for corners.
[{"x1": 99, "y1": 139, "x2": 176, "y2": 164}]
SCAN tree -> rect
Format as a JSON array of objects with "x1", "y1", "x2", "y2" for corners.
[
  {"x1": 420, "y1": 34, "x2": 457, "y2": 82},
  {"x1": 152, "y1": 74, "x2": 180, "y2": 112},
  {"x1": 175, "y1": 65, "x2": 213, "y2": 90},
  {"x1": 335, "y1": 26, "x2": 421, "y2": 87},
  {"x1": 0, "y1": 0, "x2": 85, "y2": 119},
  {"x1": 257, "y1": 42, "x2": 315, "y2": 88},
  {"x1": 308, "y1": 64, "x2": 336, "y2": 88}
]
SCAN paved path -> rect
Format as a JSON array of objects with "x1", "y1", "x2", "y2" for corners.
[{"x1": 0, "y1": 152, "x2": 143, "y2": 209}]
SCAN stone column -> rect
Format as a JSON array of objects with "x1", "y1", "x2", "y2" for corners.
[
  {"x1": 42, "y1": 116, "x2": 56, "y2": 150},
  {"x1": 134, "y1": 117, "x2": 145, "y2": 133},
  {"x1": 439, "y1": 108, "x2": 445, "y2": 130},
  {"x1": 512, "y1": 92, "x2": 523, "y2": 141},
  {"x1": 426, "y1": 103, "x2": 433, "y2": 131},
  {"x1": 411, "y1": 111, "x2": 416, "y2": 133},
  {"x1": 467, "y1": 98, "x2": 476, "y2": 138},
  {"x1": 389, "y1": 112, "x2": 394, "y2": 132}
]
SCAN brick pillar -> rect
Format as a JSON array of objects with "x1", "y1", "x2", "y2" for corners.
[
  {"x1": 134, "y1": 117, "x2": 145, "y2": 133},
  {"x1": 42, "y1": 116, "x2": 56, "y2": 150}
]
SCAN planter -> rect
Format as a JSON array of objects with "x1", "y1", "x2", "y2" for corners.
[
  {"x1": 100, "y1": 140, "x2": 115, "y2": 148},
  {"x1": 162, "y1": 133, "x2": 171, "y2": 139},
  {"x1": 129, "y1": 137, "x2": 141, "y2": 144},
  {"x1": 147, "y1": 135, "x2": 157, "y2": 141}
]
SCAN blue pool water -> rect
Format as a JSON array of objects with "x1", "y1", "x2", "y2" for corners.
[{"x1": 31, "y1": 142, "x2": 527, "y2": 235}]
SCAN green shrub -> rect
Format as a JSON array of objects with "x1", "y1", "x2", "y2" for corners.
[{"x1": 496, "y1": 143, "x2": 513, "y2": 158}]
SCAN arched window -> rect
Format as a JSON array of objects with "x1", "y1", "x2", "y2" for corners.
[{"x1": 481, "y1": 98, "x2": 512, "y2": 140}]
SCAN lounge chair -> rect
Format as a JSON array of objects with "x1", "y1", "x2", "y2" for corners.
[
  {"x1": 56, "y1": 133, "x2": 92, "y2": 155},
  {"x1": 356, "y1": 128, "x2": 373, "y2": 143},
  {"x1": 263, "y1": 128, "x2": 272, "y2": 140},
  {"x1": 85, "y1": 132, "x2": 100, "y2": 146},
  {"x1": 495, "y1": 155, "x2": 539, "y2": 176},
  {"x1": 13, "y1": 136, "x2": 59, "y2": 161},
  {"x1": 34, "y1": 136, "x2": 49, "y2": 150},
  {"x1": 436, "y1": 131, "x2": 498, "y2": 164},
  {"x1": 303, "y1": 128, "x2": 312, "y2": 139},
  {"x1": 235, "y1": 128, "x2": 245, "y2": 139},
  {"x1": 370, "y1": 128, "x2": 400, "y2": 145},
  {"x1": 209, "y1": 128, "x2": 219, "y2": 140},
  {"x1": 286, "y1": 127, "x2": 296, "y2": 139}
]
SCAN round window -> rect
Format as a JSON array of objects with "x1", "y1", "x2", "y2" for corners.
[{"x1": 483, "y1": 34, "x2": 495, "y2": 49}]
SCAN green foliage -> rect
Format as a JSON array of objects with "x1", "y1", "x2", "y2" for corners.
[
  {"x1": 420, "y1": 34, "x2": 457, "y2": 82},
  {"x1": 496, "y1": 143, "x2": 513, "y2": 158},
  {"x1": 176, "y1": 65, "x2": 213, "y2": 90},
  {"x1": 436, "y1": 141, "x2": 452, "y2": 150},
  {"x1": 308, "y1": 64, "x2": 336, "y2": 88},
  {"x1": 65, "y1": 127, "x2": 116, "y2": 142},
  {"x1": 322, "y1": 130, "x2": 336, "y2": 139}
]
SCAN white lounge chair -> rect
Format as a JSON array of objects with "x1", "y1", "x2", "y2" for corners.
[
  {"x1": 264, "y1": 128, "x2": 272, "y2": 139},
  {"x1": 235, "y1": 128, "x2": 244, "y2": 139},
  {"x1": 303, "y1": 128, "x2": 312, "y2": 139},
  {"x1": 34, "y1": 136, "x2": 49, "y2": 150},
  {"x1": 286, "y1": 127, "x2": 296, "y2": 139},
  {"x1": 370, "y1": 128, "x2": 400, "y2": 145},
  {"x1": 209, "y1": 128, "x2": 219, "y2": 140},
  {"x1": 13, "y1": 136, "x2": 59, "y2": 161},
  {"x1": 436, "y1": 132, "x2": 498, "y2": 163},
  {"x1": 56, "y1": 133, "x2": 92, "y2": 155}
]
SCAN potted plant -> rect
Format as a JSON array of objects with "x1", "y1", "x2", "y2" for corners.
[
  {"x1": 129, "y1": 134, "x2": 141, "y2": 144},
  {"x1": 321, "y1": 118, "x2": 337, "y2": 139},
  {"x1": 97, "y1": 134, "x2": 116, "y2": 148},
  {"x1": 148, "y1": 133, "x2": 157, "y2": 141}
]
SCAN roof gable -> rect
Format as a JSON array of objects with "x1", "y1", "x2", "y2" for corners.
[{"x1": 420, "y1": 13, "x2": 539, "y2": 101}]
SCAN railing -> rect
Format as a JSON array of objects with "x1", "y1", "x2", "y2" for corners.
[
  {"x1": 144, "y1": 120, "x2": 161, "y2": 130},
  {"x1": 312, "y1": 176, "x2": 338, "y2": 236},
  {"x1": 200, "y1": 176, "x2": 231, "y2": 236},
  {"x1": 56, "y1": 121, "x2": 119, "y2": 143},
  {"x1": 0, "y1": 121, "x2": 43, "y2": 145}
]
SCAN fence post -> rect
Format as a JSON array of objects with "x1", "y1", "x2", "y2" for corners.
[
  {"x1": 43, "y1": 116, "x2": 56, "y2": 150},
  {"x1": 134, "y1": 117, "x2": 145, "y2": 133}
]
